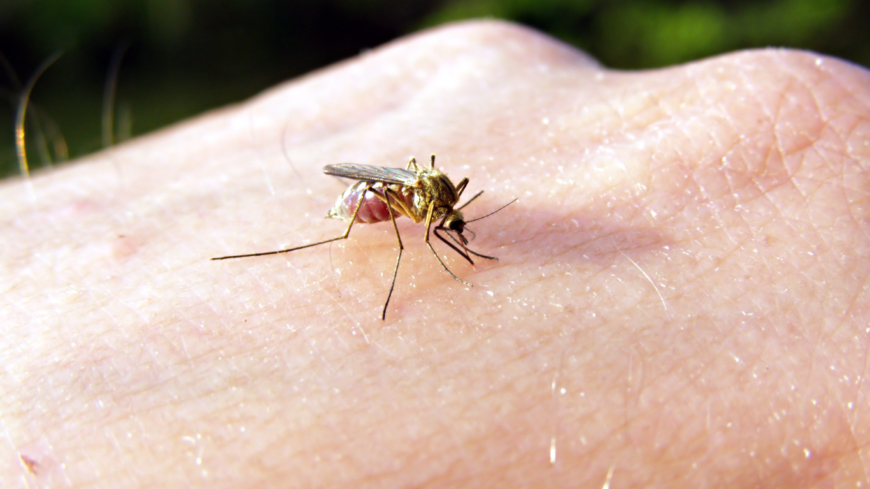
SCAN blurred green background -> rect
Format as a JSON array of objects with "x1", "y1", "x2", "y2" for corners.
[{"x1": 1, "y1": 0, "x2": 867, "y2": 178}]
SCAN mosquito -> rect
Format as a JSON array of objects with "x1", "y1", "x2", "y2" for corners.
[{"x1": 212, "y1": 154, "x2": 514, "y2": 320}]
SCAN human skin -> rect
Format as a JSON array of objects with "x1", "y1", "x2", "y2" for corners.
[{"x1": 2, "y1": 20, "x2": 869, "y2": 488}]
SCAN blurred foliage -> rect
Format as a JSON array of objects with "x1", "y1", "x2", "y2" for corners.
[{"x1": 1, "y1": 0, "x2": 866, "y2": 178}]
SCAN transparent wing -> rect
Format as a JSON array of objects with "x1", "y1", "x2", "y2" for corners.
[{"x1": 324, "y1": 163, "x2": 418, "y2": 185}]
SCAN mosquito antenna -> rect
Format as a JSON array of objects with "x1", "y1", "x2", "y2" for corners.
[{"x1": 467, "y1": 198, "x2": 518, "y2": 223}]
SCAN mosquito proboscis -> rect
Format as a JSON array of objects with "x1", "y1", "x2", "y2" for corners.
[{"x1": 212, "y1": 155, "x2": 515, "y2": 320}]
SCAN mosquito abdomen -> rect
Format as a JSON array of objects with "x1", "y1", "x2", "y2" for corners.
[{"x1": 328, "y1": 181, "x2": 415, "y2": 224}]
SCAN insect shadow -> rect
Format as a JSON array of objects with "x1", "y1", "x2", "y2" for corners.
[{"x1": 213, "y1": 154, "x2": 515, "y2": 320}]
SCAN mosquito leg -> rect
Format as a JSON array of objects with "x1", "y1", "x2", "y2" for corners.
[
  {"x1": 426, "y1": 241, "x2": 472, "y2": 286},
  {"x1": 454, "y1": 178, "x2": 469, "y2": 199},
  {"x1": 433, "y1": 227, "x2": 474, "y2": 265},
  {"x1": 380, "y1": 189, "x2": 404, "y2": 320},
  {"x1": 406, "y1": 157, "x2": 417, "y2": 171},
  {"x1": 423, "y1": 203, "x2": 472, "y2": 286},
  {"x1": 438, "y1": 227, "x2": 499, "y2": 261},
  {"x1": 211, "y1": 184, "x2": 373, "y2": 260},
  {"x1": 383, "y1": 190, "x2": 406, "y2": 251},
  {"x1": 371, "y1": 186, "x2": 414, "y2": 220},
  {"x1": 456, "y1": 189, "x2": 482, "y2": 211},
  {"x1": 465, "y1": 248, "x2": 499, "y2": 261}
]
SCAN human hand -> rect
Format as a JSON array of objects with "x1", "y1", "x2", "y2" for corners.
[{"x1": 3, "y1": 20, "x2": 868, "y2": 488}]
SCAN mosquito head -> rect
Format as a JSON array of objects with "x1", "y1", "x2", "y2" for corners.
[{"x1": 443, "y1": 210, "x2": 467, "y2": 236}]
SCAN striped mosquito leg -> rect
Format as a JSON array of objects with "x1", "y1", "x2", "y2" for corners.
[
  {"x1": 380, "y1": 189, "x2": 406, "y2": 320},
  {"x1": 211, "y1": 183, "x2": 373, "y2": 261}
]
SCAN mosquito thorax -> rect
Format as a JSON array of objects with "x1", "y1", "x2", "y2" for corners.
[{"x1": 418, "y1": 169, "x2": 459, "y2": 203}]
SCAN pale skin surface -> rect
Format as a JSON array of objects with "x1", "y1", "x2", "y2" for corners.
[{"x1": 1, "y1": 20, "x2": 869, "y2": 488}]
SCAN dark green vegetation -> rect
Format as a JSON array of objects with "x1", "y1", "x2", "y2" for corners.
[{"x1": 1, "y1": 0, "x2": 866, "y2": 178}]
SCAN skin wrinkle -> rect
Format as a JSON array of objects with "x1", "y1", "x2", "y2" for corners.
[
  {"x1": 858, "y1": 351, "x2": 870, "y2": 476},
  {"x1": 836, "y1": 391, "x2": 869, "y2": 481}
]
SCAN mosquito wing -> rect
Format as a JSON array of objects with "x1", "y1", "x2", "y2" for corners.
[{"x1": 324, "y1": 163, "x2": 419, "y2": 185}]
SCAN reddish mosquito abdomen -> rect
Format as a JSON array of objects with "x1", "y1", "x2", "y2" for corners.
[{"x1": 328, "y1": 181, "x2": 416, "y2": 224}]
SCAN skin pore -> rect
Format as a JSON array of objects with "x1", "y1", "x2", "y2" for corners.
[{"x1": 1, "y1": 20, "x2": 869, "y2": 488}]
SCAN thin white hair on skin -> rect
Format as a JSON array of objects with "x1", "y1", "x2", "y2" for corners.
[
  {"x1": 102, "y1": 41, "x2": 129, "y2": 149},
  {"x1": 613, "y1": 237, "x2": 669, "y2": 315},
  {"x1": 15, "y1": 52, "x2": 62, "y2": 181}
]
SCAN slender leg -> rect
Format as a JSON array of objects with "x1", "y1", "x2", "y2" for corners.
[
  {"x1": 423, "y1": 203, "x2": 472, "y2": 286},
  {"x1": 432, "y1": 227, "x2": 473, "y2": 264},
  {"x1": 211, "y1": 184, "x2": 373, "y2": 260},
  {"x1": 454, "y1": 178, "x2": 469, "y2": 199},
  {"x1": 456, "y1": 189, "x2": 482, "y2": 211},
  {"x1": 371, "y1": 186, "x2": 414, "y2": 220},
  {"x1": 380, "y1": 189, "x2": 404, "y2": 320},
  {"x1": 434, "y1": 226, "x2": 499, "y2": 262}
]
